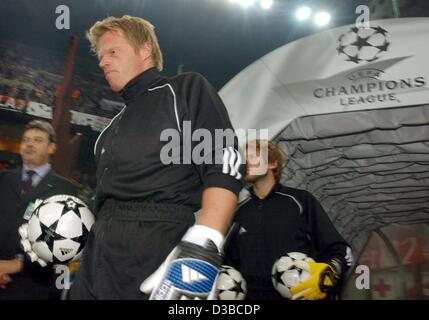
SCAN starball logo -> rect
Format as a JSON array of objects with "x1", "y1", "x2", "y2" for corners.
[
  {"x1": 337, "y1": 26, "x2": 390, "y2": 64},
  {"x1": 310, "y1": 23, "x2": 427, "y2": 107}
]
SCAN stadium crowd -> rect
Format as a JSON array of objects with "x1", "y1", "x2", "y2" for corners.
[{"x1": 0, "y1": 41, "x2": 123, "y2": 118}]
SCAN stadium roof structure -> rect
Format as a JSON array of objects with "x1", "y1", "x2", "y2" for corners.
[{"x1": 220, "y1": 17, "x2": 429, "y2": 257}]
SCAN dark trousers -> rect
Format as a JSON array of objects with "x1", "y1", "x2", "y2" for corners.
[
  {"x1": 69, "y1": 199, "x2": 195, "y2": 300},
  {"x1": 245, "y1": 276, "x2": 284, "y2": 300}
]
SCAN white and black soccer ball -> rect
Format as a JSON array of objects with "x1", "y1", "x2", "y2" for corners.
[
  {"x1": 20, "y1": 195, "x2": 95, "y2": 266},
  {"x1": 337, "y1": 26, "x2": 390, "y2": 64},
  {"x1": 271, "y1": 252, "x2": 315, "y2": 299},
  {"x1": 214, "y1": 265, "x2": 247, "y2": 300}
]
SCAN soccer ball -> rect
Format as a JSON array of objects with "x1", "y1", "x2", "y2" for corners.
[
  {"x1": 337, "y1": 26, "x2": 390, "y2": 64},
  {"x1": 271, "y1": 252, "x2": 315, "y2": 299},
  {"x1": 19, "y1": 195, "x2": 95, "y2": 266},
  {"x1": 214, "y1": 265, "x2": 247, "y2": 300}
]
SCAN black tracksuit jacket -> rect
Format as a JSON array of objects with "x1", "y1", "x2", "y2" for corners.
[
  {"x1": 224, "y1": 182, "x2": 352, "y2": 299},
  {"x1": 94, "y1": 67, "x2": 245, "y2": 212}
]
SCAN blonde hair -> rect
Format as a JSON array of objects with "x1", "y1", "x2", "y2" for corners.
[
  {"x1": 246, "y1": 139, "x2": 285, "y2": 180},
  {"x1": 86, "y1": 15, "x2": 163, "y2": 71}
]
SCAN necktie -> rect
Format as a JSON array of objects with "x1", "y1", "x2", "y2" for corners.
[{"x1": 21, "y1": 170, "x2": 35, "y2": 195}]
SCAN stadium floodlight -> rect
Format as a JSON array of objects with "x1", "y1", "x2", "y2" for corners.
[
  {"x1": 238, "y1": 0, "x2": 256, "y2": 8},
  {"x1": 314, "y1": 11, "x2": 331, "y2": 26},
  {"x1": 260, "y1": 0, "x2": 273, "y2": 10},
  {"x1": 296, "y1": 6, "x2": 312, "y2": 21}
]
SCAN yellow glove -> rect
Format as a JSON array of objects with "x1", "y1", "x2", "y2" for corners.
[
  {"x1": 290, "y1": 261, "x2": 339, "y2": 300},
  {"x1": 68, "y1": 261, "x2": 81, "y2": 274}
]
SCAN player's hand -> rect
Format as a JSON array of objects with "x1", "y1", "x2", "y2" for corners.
[
  {"x1": 0, "y1": 259, "x2": 23, "y2": 289},
  {"x1": 140, "y1": 225, "x2": 223, "y2": 300},
  {"x1": 290, "y1": 261, "x2": 339, "y2": 300},
  {"x1": 0, "y1": 273, "x2": 11, "y2": 288}
]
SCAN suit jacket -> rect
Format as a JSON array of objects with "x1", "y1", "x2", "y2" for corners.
[{"x1": 0, "y1": 167, "x2": 77, "y2": 299}]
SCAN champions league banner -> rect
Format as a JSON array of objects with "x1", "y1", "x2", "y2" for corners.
[{"x1": 220, "y1": 18, "x2": 429, "y2": 140}]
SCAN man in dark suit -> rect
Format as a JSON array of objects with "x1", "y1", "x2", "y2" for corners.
[{"x1": 0, "y1": 120, "x2": 77, "y2": 299}]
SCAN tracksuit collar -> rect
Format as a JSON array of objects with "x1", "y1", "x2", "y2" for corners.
[
  {"x1": 120, "y1": 67, "x2": 162, "y2": 102},
  {"x1": 249, "y1": 182, "x2": 282, "y2": 201}
]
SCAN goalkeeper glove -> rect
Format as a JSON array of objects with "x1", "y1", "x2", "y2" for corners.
[
  {"x1": 140, "y1": 225, "x2": 223, "y2": 300},
  {"x1": 18, "y1": 223, "x2": 48, "y2": 267},
  {"x1": 290, "y1": 260, "x2": 340, "y2": 300}
]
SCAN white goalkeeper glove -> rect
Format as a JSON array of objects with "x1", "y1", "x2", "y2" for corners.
[
  {"x1": 140, "y1": 225, "x2": 223, "y2": 300},
  {"x1": 18, "y1": 223, "x2": 48, "y2": 267}
]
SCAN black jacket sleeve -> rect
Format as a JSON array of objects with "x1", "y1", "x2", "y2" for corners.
[
  {"x1": 222, "y1": 222, "x2": 242, "y2": 269},
  {"x1": 304, "y1": 191, "x2": 353, "y2": 274},
  {"x1": 181, "y1": 73, "x2": 245, "y2": 196}
]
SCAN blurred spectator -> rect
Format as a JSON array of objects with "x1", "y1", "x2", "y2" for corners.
[
  {"x1": 0, "y1": 160, "x2": 19, "y2": 172},
  {"x1": 0, "y1": 41, "x2": 123, "y2": 118}
]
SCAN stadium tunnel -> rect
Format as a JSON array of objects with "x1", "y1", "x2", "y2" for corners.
[{"x1": 220, "y1": 18, "x2": 429, "y2": 298}]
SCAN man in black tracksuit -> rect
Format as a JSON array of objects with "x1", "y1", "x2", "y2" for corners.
[
  {"x1": 70, "y1": 16, "x2": 244, "y2": 299},
  {"x1": 224, "y1": 140, "x2": 353, "y2": 300}
]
